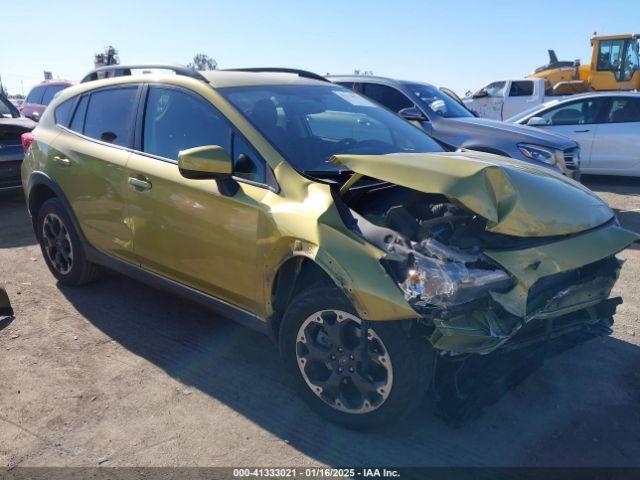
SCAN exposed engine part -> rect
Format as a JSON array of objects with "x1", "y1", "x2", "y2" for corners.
[{"x1": 343, "y1": 186, "x2": 514, "y2": 312}]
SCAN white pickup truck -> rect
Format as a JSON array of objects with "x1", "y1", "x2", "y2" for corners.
[{"x1": 463, "y1": 78, "x2": 567, "y2": 121}]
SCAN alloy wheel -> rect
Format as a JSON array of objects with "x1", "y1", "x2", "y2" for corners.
[
  {"x1": 296, "y1": 309, "x2": 393, "y2": 414},
  {"x1": 42, "y1": 213, "x2": 74, "y2": 275}
]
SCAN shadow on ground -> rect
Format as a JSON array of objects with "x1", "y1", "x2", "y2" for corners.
[
  {"x1": 0, "y1": 190, "x2": 37, "y2": 248},
  {"x1": 58, "y1": 272, "x2": 640, "y2": 467},
  {"x1": 583, "y1": 174, "x2": 640, "y2": 196}
]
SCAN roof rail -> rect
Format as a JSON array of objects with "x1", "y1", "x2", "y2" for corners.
[
  {"x1": 224, "y1": 68, "x2": 329, "y2": 82},
  {"x1": 80, "y1": 64, "x2": 209, "y2": 84}
]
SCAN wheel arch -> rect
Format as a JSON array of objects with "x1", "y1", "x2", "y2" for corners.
[
  {"x1": 26, "y1": 172, "x2": 83, "y2": 241},
  {"x1": 269, "y1": 255, "x2": 340, "y2": 341}
]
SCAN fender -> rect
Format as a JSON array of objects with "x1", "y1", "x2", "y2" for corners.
[{"x1": 26, "y1": 171, "x2": 87, "y2": 242}]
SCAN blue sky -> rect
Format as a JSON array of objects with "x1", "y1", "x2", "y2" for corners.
[{"x1": 1, "y1": 0, "x2": 638, "y2": 96}]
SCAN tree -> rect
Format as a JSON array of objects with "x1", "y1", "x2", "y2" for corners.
[{"x1": 187, "y1": 54, "x2": 217, "y2": 71}]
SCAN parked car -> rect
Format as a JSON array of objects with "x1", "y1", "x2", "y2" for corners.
[
  {"x1": 20, "y1": 80, "x2": 73, "y2": 122},
  {"x1": 509, "y1": 92, "x2": 640, "y2": 176},
  {"x1": 462, "y1": 78, "x2": 569, "y2": 120},
  {"x1": 22, "y1": 65, "x2": 637, "y2": 428},
  {"x1": 0, "y1": 94, "x2": 36, "y2": 190},
  {"x1": 329, "y1": 76, "x2": 581, "y2": 179}
]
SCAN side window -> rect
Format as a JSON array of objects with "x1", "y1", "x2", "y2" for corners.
[
  {"x1": 540, "y1": 99, "x2": 605, "y2": 126},
  {"x1": 361, "y1": 83, "x2": 414, "y2": 113},
  {"x1": 509, "y1": 81, "x2": 534, "y2": 97},
  {"x1": 597, "y1": 39, "x2": 625, "y2": 79},
  {"x1": 69, "y1": 95, "x2": 89, "y2": 133},
  {"x1": 622, "y1": 39, "x2": 640, "y2": 81},
  {"x1": 84, "y1": 87, "x2": 137, "y2": 147},
  {"x1": 26, "y1": 86, "x2": 45, "y2": 105},
  {"x1": 232, "y1": 132, "x2": 266, "y2": 183},
  {"x1": 54, "y1": 98, "x2": 75, "y2": 127},
  {"x1": 605, "y1": 98, "x2": 640, "y2": 123},
  {"x1": 143, "y1": 86, "x2": 230, "y2": 160},
  {"x1": 482, "y1": 81, "x2": 506, "y2": 97},
  {"x1": 42, "y1": 85, "x2": 68, "y2": 106}
]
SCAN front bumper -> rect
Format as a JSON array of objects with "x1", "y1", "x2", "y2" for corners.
[{"x1": 423, "y1": 222, "x2": 638, "y2": 355}]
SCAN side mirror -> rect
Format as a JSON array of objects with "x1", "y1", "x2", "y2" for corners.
[
  {"x1": 398, "y1": 106, "x2": 427, "y2": 122},
  {"x1": 526, "y1": 116, "x2": 548, "y2": 127},
  {"x1": 472, "y1": 90, "x2": 488, "y2": 99},
  {"x1": 178, "y1": 145, "x2": 232, "y2": 180}
]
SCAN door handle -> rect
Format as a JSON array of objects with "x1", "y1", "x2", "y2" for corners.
[
  {"x1": 53, "y1": 155, "x2": 70, "y2": 167},
  {"x1": 574, "y1": 129, "x2": 590, "y2": 133},
  {"x1": 128, "y1": 176, "x2": 152, "y2": 191}
]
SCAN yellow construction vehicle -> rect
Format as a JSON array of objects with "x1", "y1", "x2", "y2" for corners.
[{"x1": 530, "y1": 34, "x2": 640, "y2": 95}]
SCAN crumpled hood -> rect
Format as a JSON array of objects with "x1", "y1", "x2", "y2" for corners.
[
  {"x1": 444, "y1": 116, "x2": 577, "y2": 150},
  {"x1": 331, "y1": 151, "x2": 613, "y2": 237}
]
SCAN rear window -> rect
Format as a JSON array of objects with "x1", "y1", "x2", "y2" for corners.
[
  {"x1": 42, "y1": 85, "x2": 69, "y2": 106},
  {"x1": 83, "y1": 87, "x2": 137, "y2": 147},
  {"x1": 54, "y1": 98, "x2": 75, "y2": 126},
  {"x1": 26, "y1": 86, "x2": 46, "y2": 104}
]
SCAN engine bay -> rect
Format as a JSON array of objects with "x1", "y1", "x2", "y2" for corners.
[{"x1": 341, "y1": 182, "x2": 516, "y2": 311}]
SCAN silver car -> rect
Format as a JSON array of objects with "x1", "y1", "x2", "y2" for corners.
[{"x1": 329, "y1": 76, "x2": 581, "y2": 179}]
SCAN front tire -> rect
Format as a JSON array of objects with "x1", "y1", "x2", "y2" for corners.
[
  {"x1": 36, "y1": 197, "x2": 102, "y2": 286},
  {"x1": 279, "y1": 285, "x2": 433, "y2": 429}
]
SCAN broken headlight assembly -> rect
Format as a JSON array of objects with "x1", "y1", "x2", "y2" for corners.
[{"x1": 398, "y1": 239, "x2": 513, "y2": 309}]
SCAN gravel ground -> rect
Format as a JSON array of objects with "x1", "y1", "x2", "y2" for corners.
[{"x1": 0, "y1": 175, "x2": 639, "y2": 468}]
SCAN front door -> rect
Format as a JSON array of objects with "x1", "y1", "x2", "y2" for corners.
[
  {"x1": 468, "y1": 81, "x2": 505, "y2": 120},
  {"x1": 51, "y1": 86, "x2": 138, "y2": 261},
  {"x1": 126, "y1": 84, "x2": 267, "y2": 313},
  {"x1": 535, "y1": 97, "x2": 607, "y2": 165}
]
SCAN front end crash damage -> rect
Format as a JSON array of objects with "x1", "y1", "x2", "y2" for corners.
[{"x1": 329, "y1": 152, "x2": 639, "y2": 355}]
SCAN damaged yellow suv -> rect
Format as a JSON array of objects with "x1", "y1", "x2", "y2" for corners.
[{"x1": 22, "y1": 65, "x2": 638, "y2": 428}]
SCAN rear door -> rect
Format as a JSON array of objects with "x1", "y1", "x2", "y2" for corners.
[
  {"x1": 588, "y1": 97, "x2": 640, "y2": 174},
  {"x1": 50, "y1": 85, "x2": 139, "y2": 261}
]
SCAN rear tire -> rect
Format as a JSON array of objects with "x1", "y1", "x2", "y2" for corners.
[
  {"x1": 36, "y1": 197, "x2": 102, "y2": 286},
  {"x1": 279, "y1": 285, "x2": 433, "y2": 429}
]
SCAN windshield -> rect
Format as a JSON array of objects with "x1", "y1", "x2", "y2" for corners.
[
  {"x1": 404, "y1": 83, "x2": 473, "y2": 119},
  {"x1": 0, "y1": 96, "x2": 19, "y2": 118},
  {"x1": 506, "y1": 99, "x2": 562, "y2": 123},
  {"x1": 219, "y1": 85, "x2": 443, "y2": 173}
]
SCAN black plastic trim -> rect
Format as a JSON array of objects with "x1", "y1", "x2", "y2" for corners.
[{"x1": 81, "y1": 64, "x2": 209, "y2": 84}]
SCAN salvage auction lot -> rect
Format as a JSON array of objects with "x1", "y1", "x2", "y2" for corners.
[{"x1": 1, "y1": 175, "x2": 639, "y2": 468}]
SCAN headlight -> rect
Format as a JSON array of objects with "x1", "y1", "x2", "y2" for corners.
[
  {"x1": 401, "y1": 251, "x2": 512, "y2": 308},
  {"x1": 517, "y1": 143, "x2": 557, "y2": 165}
]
